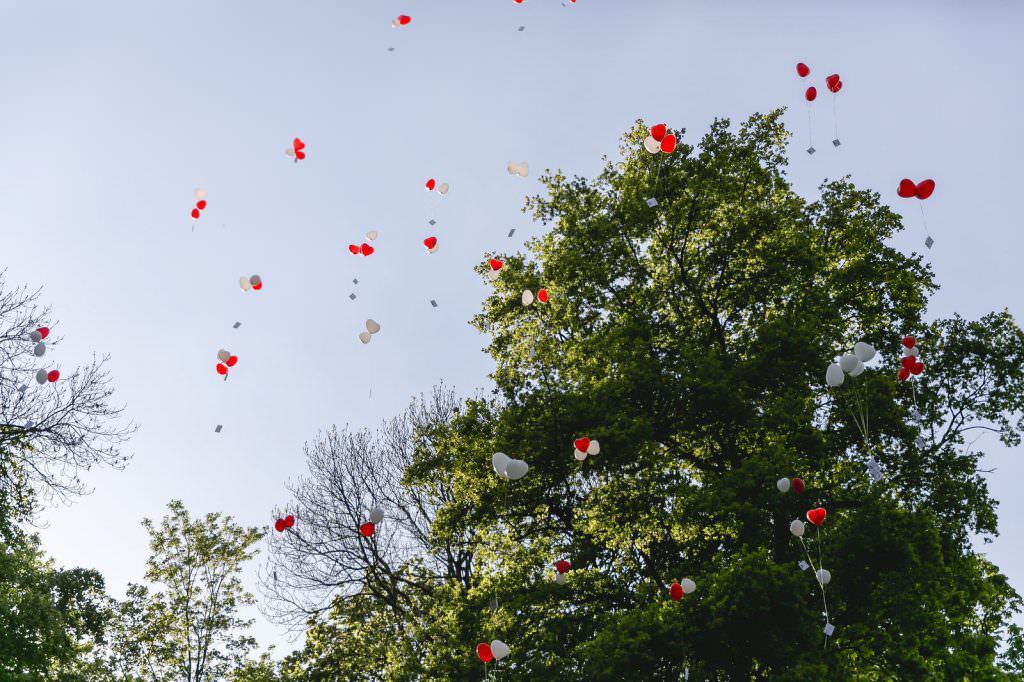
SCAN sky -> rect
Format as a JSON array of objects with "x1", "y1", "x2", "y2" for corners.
[{"x1": 1, "y1": 0, "x2": 1022, "y2": 655}]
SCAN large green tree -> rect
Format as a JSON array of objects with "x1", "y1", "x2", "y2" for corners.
[{"x1": 271, "y1": 112, "x2": 1024, "y2": 680}]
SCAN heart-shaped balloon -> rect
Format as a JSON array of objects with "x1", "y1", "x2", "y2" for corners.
[
  {"x1": 196, "y1": 200, "x2": 207, "y2": 210},
  {"x1": 898, "y1": 179, "x2": 917, "y2": 198},
  {"x1": 791, "y1": 477, "x2": 805, "y2": 494},
  {"x1": 365, "y1": 319, "x2": 381, "y2": 334},
  {"x1": 38, "y1": 327, "x2": 50, "y2": 340},
  {"x1": 901, "y1": 355, "x2": 916, "y2": 370},
  {"x1": 910, "y1": 361, "x2": 924, "y2": 376},
  {"x1": 293, "y1": 138, "x2": 305, "y2": 152},
  {"x1": 216, "y1": 363, "x2": 228, "y2": 375},
  {"x1": 649, "y1": 123, "x2": 667, "y2": 142},
  {"x1": 490, "y1": 639, "x2": 510, "y2": 661},
  {"x1": 898, "y1": 367, "x2": 911, "y2": 381},
  {"x1": 805, "y1": 86, "x2": 817, "y2": 102},
  {"x1": 489, "y1": 259, "x2": 504, "y2": 271},
  {"x1": 359, "y1": 522, "x2": 375, "y2": 537},
  {"x1": 438, "y1": 182, "x2": 449, "y2": 194},
  {"x1": 476, "y1": 643, "x2": 493, "y2": 663},
  {"x1": 901, "y1": 335, "x2": 917, "y2": 348},
  {"x1": 191, "y1": 208, "x2": 200, "y2": 219},
  {"x1": 274, "y1": 519, "x2": 286, "y2": 532},
  {"x1": 225, "y1": 355, "x2": 238, "y2": 367},
  {"x1": 669, "y1": 582, "x2": 683, "y2": 601},
  {"x1": 396, "y1": 14, "x2": 411, "y2": 26},
  {"x1": 660, "y1": 134, "x2": 677, "y2": 154},
  {"x1": 424, "y1": 236, "x2": 438, "y2": 250},
  {"x1": 348, "y1": 244, "x2": 360, "y2": 254},
  {"x1": 358, "y1": 331, "x2": 371, "y2": 344},
  {"x1": 504, "y1": 459, "x2": 528, "y2": 480},
  {"x1": 367, "y1": 230, "x2": 378, "y2": 241},
  {"x1": 47, "y1": 370, "x2": 59, "y2": 383},
  {"x1": 555, "y1": 559, "x2": 570, "y2": 574},
  {"x1": 360, "y1": 243, "x2": 374, "y2": 256},
  {"x1": 537, "y1": 289, "x2": 549, "y2": 303},
  {"x1": 806, "y1": 507, "x2": 827, "y2": 527},
  {"x1": 369, "y1": 507, "x2": 384, "y2": 524},
  {"x1": 573, "y1": 437, "x2": 590, "y2": 452},
  {"x1": 796, "y1": 62, "x2": 810, "y2": 77},
  {"x1": 284, "y1": 514, "x2": 295, "y2": 528},
  {"x1": 825, "y1": 73, "x2": 841, "y2": 92},
  {"x1": 425, "y1": 178, "x2": 436, "y2": 191},
  {"x1": 915, "y1": 179, "x2": 935, "y2": 200}
]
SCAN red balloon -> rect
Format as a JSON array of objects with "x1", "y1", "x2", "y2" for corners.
[
  {"x1": 196, "y1": 200, "x2": 207, "y2": 210},
  {"x1": 489, "y1": 258, "x2": 504, "y2": 271},
  {"x1": 216, "y1": 363, "x2": 228, "y2": 375},
  {"x1": 295, "y1": 150, "x2": 306, "y2": 160},
  {"x1": 806, "y1": 507, "x2": 827, "y2": 527},
  {"x1": 825, "y1": 73, "x2": 842, "y2": 93},
  {"x1": 669, "y1": 582, "x2": 683, "y2": 601},
  {"x1": 649, "y1": 123, "x2": 667, "y2": 142},
  {"x1": 252, "y1": 281, "x2": 263, "y2": 290},
  {"x1": 555, "y1": 559, "x2": 570, "y2": 574},
  {"x1": 901, "y1": 335, "x2": 917, "y2": 349},
  {"x1": 573, "y1": 437, "x2": 590, "y2": 452},
  {"x1": 226, "y1": 355, "x2": 238, "y2": 367},
  {"x1": 898, "y1": 367, "x2": 911, "y2": 382},
  {"x1": 805, "y1": 87, "x2": 817, "y2": 102},
  {"x1": 424, "y1": 236, "x2": 438, "y2": 250},
  {"x1": 284, "y1": 514, "x2": 295, "y2": 528},
  {"x1": 476, "y1": 643, "x2": 494, "y2": 663},
  {"x1": 293, "y1": 137, "x2": 305, "y2": 152},
  {"x1": 37, "y1": 327, "x2": 49, "y2": 340},
  {"x1": 359, "y1": 522, "x2": 375, "y2": 537},
  {"x1": 660, "y1": 134, "x2": 677, "y2": 154},
  {"x1": 360, "y1": 243, "x2": 375, "y2": 256},
  {"x1": 897, "y1": 179, "x2": 917, "y2": 198},
  {"x1": 348, "y1": 244, "x2": 360, "y2": 254},
  {"x1": 46, "y1": 370, "x2": 59, "y2": 383},
  {"x1": 397, "y1": 14, "x2": 411, "y2": 25},
  {"x1": 796, "y1": 62, "x2": 810, "y2": 78},
  {"x1": 191, "y1": 208, "x2": 201, "y2": 219},
  {"x1": 791, "y1": 477, "x2": 805, "y2": 494},
  {"x1": 901, "y1": 355, "x2": 917, "y2": 370},
  {"x1": 425, "y1": 178, "x2": 436, "y2": 191},
  {"x1": 274, "y1": 519, "x2": 286, "y2": 532},
  {"x1": 915, "y1": 179, "x2": 935, "y2": 200},
  {"x1": 910, "y1": 361, "x2": 924, "y2": 376},
  {"x1": 537, "y1": 289, "x2": 549, "y2": 303}
]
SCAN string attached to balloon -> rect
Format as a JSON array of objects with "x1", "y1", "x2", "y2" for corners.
[
  {"x1": 790, "y1": 506, "x2": 833, "y2": 647},
  {"x1": 825, "y1": 73, "x2": 843, "y2": 146},
  {"x1": 795, "y1": 63, "x2": 815, "y2": 154},
  {"x1": 825, "y1": 341, "x2": 876, "y2": 446},
  {"x1": 897, "y1": 179, "x2": 936, "y2": 249}
]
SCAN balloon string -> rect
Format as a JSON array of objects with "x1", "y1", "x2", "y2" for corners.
[
  {"x1": 919, "y1": 203, "x2": 931, "y2": 237},
  {"x1": 832, "y1": 95, "x2": 839, "y2": 141},
  {"x1": 806, "y1": 102, "x2": 814, "y2": 148}
]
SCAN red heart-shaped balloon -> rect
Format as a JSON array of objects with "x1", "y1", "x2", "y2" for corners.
[
  {"x1": 898, "y1": 179, "x2": 917, "y2": 198},
  {"x1": 38, "y1": 327, "x2": 50, "y2": 340},
  {"x1": 805, "y1": 87, "x2": 817, "y2": 102},
  {"x1": 901, "y1": 355, "x2": 916, "y2": 370},
  {"x1": 361, "y1": 243, "x2": 375, "y2": 256},
  {"x1": 806, "y1": 508, "x2": 827, "y2": 526},
  {"x1": 476, "y1": 643, "x2": 493, "y2": 663},
  {"x1": 424, "y1": 236, "x2": 438, "y2": 250},
  {"x1": 555, "y1": 559, "x2": 570, "y2": 574},
  {"x1": 359, "y1": 522, "x2": 375, "y2": 537},
  {"x1": 348, "y1": 244, "x2": 360, "y2": 254},
  {"x1": 284, "y1": 514, "x2": 295, "y2": 528},
  {"x1": 910, "y1": 361, "x2": 924, "y2": 376},
  {"x1": 425, "y1": 178, "x2": 436, "y2": 191},
  {"x1": 293, "y1": 138, "x2": 305, "y2": 151},
  {"x1": 898, "y1": 367, "x2": 911, "y2": 381},
  {"x1": 252, "y1": 281, "x2": 262, "y2": 291},
  {"x1": 796, "y1": 62, "x2": 810, "y2": 78},
  {"x1": 398, "y1": 14, "x2": 411, "y2": 25},
  {"x1": 196, "y1": 200, "x2": 207, "y2": 210},
  {"x1": 901, "y1": 335, "x2": 916, "y2": 349},
  {"x1": 216, "y1": 363, "x2": 228, "y2": 375},
  {"x1": 295, "y1": 150, "x2": 306, "y2": 160},
  {"x1": 47, "y1": 370, "x2": 59, "y2": 383},
  {"x1": 915, "y1": 179, "x2": 935, "y2": 200},
  {"x1": 226, "y1": 355, "x2": 238, "y2": 367},
  {"x1": 489, "y1": 259, "x2": 503, "y2": 271},
  {"x1": 274, "y1": 519, "x2": 286, "y2": 532},
  {"x1": 191, "y1": 208, "x2": 201, "y2": 219},
  {"x1": 791, "y1": 477, "x2": 805, "y2": 494},
  {"x1": 537, "y1": 288, "x2": 549, "y2": 303},
  {"x1": 825, "y1": 73, "x2": 841, "y2": 92},
  {"x1": 649, "y1": 123, "x2": 667, "y2": 142},
  {"x1": 573, "y1": 437, "x2": 590, "y2": 452},
  {"x1": 831, "y1": 80, "x2": 843, "y2": 93},
  {"x1": 660, "y1": 134, "x2": 677, "y2": 154},
  {"x1": 669, "y1": 582, "x2": 683, "y2": 601}
]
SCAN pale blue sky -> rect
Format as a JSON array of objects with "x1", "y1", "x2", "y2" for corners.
[{"x1": 2, "y1": 0, "x2": 1021, "y2": 653}]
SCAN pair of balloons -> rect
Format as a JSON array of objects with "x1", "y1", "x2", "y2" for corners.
[
  {"x1": 285, "y1": 138, "x2": 306, "y2": 161},
  {"x1": 28, "y1": 326, "x2": 49, "y2": 357},
  {"x1": 492, "y1": 452, "x2": 529, "y2": 480},
  {"x1": 487, "y1": 259, "x2": 504, "y2": 282},
  {"x1": 897, "y1": 179, "x2": 935, "y2": 200},
  {"x1": 35, "y1": 368, "x2": 59, "y2": 384},
  {"x1": 825, "y1": 341, "x2": 876, "y2": 387},
  {"x1": 521, "y1": 288, "x2": 549, "y2": 306},
  {"x1": 776, "y1": 477, "x2": 805, "y2": 494},
  {"x1": 392, "y1": 14, "x2": 411, "y2": 28},
  {"x1": 239, "y1": 274, "x2": 263, "y2": 291},
  {"x1": 554, "y1": 559, "x2": 571, "y2": 581},
  {"x1": 573, "y1": 436, "x2": 600, "y2": 461},
  {"x1": 476, "y1": 639, "x2": 509, "y2": 662},
  {"x1": 348, "y1": 243, "x2": 375, "y2": 256},
  {"x1": 425, "y1": 178, "x2": 450, "y2": 194},
  {"x1": 643, "y1": 123, "x2": 677, "y2": 154},
  {"x1": 274, "y1": 515, "x2": 295, "y2": 532},
  {"x1": 360, "y1": 508, "x2": 386, "y2": 538},
  {"x1": 669, "y1": 578, "x2": 697, "y2": 601},
  {"x1": 215, "y1": 349, "x2": 239, "y2": 376},
  {"x1": 424, "y1": 236, "x2": 438, "y2": 253},
  {"x1": 358, "y1": 319, "x2": 382, "y2": 345},
  {"x1": 507, "y1": 161, "x2": 529, "y2": 177}
]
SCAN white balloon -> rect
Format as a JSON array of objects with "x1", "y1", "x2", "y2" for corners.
[
  {"x1": 504, "y1": 459, "x2": 529, "y2": 480},
  {"x1": 516, "y1": 162, "x2": 529, "y2": 177},
  {"x1": 555, "y1": 571, "x2": 567, "y2": 584},
  {"x1": 521, "y1": 290, "x2": 534, "y2": 306},
  {"x1": 492, "y1": 452, "x2": 511, "y2": 477},
  {"x1": 367, "y1": 230, "x2": 379, "y2": 241},
  {"x1": 909, "y1": 346, "x2": 919, "y2": 357},
  {"x1": 790, "y1": 519, "x2": 806, "y2": 537},
  {"x1": 507, "y1": 162, "x2": 518, "y2": 175},
  {"x1": 239, "y1": 276, "x2": 252, "y2": 291},
  {"x1": 358, "y1": 331, "x2": 372, "y2": 344},
  {"x1": 490, "y1": 639, "x2": 510, "y2": 661},
  {"x1": 285, "y1": 147, "x2": 295, "y2": 156},
  {"x1": 643, "y1": 136, "x2": 661, "y2": 154},
  {"x1": 194, "y1": 188, "x2": 208, "y2": 200},
  {"x1": 839, "y1": 353, "x2": 859, "y2": 373},
  {"x1": 776, "y1": 477, "x2": 791, "y2": 493},
  {"x1": 33, "y1": 342, "x2": 45, "y2": 357},
  {"x1": 587, "y1": 439, "x2": 600, "y2": 456},
  {"x1": 28, "y1": 330, "x2": 41, "y2": 342},
  {"x1": 365, "y1": 319, "x2": 381, "y2": 334},
  {"x1": 573, "y1": 449, "x2": 587, "y2": 461},
  {"x1": 487, "y1": 269, "x2": 500, "y2": 282},
  {"x1": 217, "y1": 349, "x2": 231, "y2": 362},
  {"x1": 816, "y1": 569, "x2": 832, "y2": 586},
  {"x1": 35, "y1": 369, "x2": 47, "y2": 384},
  {"x1": 825, "y1": 363, "x2": 845, "y2": 387},
  {"x1": 369, "y1": 506, "x2": 385, "y2": 525},
  {"x1": 848, "y1": 360, "x2": 866, "y2": 377},
  {"x1": 438, "y1": 182, "x2": 449, "y2": 195},
  {"x1": 853, "y1": 342, "x2": 876, "y2": 363},
  {"x1": 680, "y1": 578, "x2": 696, "y2": 594}
]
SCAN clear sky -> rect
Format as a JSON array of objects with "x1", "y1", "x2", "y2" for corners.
[{"x1": 2, "y1": 0, "x2": 1022, "y2": 654}]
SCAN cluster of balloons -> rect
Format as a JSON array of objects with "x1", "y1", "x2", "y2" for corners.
[
  {"x1": 897, "y1": 335, "x2": 924, "y2": 381},
  {"x1": 348, "y1": 242, "x2": 375, "y2": 256},
  {"x1": 358, "y1": 319, "x2": 382, "y2": 345},
  {"x1": 520, "y1": 288, "x2": 549, "y2": 306},
  {"x1": 506, "y1": 161, "x2": 529, "y2": 178},
  {"x1": 423, "y1": 236, "x2": 439, "y2": 253},
  {"x1": 897, "y1": 178, "x2": 935, "y2": 200},
  {"x1": 487, "y1": 258, "x2": 504, "y2": 282},
  {"x1": 190, "y1": 189, "x2": 208, "y2": 221},
  {"x1": 215, "y1": 349, "x2": 239, "y2": 377},
  {"x1": 359, "y1": 507, "x2": 385, "y2": 537},
  {"x1": 554, "y1": 559, "x2": 570, "y2": 584},
  {"x1": 392, "y1": 14, "x2": 412, "y2": 28},
  {"x1": 476, "y1": 639, "x2": 510, "y2": 663},
  {"x1": 643, "y1": 123, "x2": 678, "y2": 154},
  {"x1": 35, "y1": 368, "x2": 59, "y2": 384},
  {"x1": 28, "y1": 326, "x2": 49, "y2": 357},
  {"x1": 274, "y1": 514, "x2": 296, "y2": 532},
  {"x1": 424, "y1": 178, "x2": 450, "y2": 195},
  {"x1": 572, "y1": 436, "x2": 600, "y2": 461},
  {"x1": 797, "y1": 63, "x2": 843, "y2": 100},
  {"x1": 825, "y1": 341, "x2": 876, "y2": 387},
  {"x1": 239, "y1": 274, "x2": 263, "y2": 292},
  {"x1": 669, "y1": 578, "x2": 697, "y2": 601},
  {"x1": 491, "y1": 452, "x2": 529, "y2": 480},
  {"x1": 776, "y1": 476, "x2": 805, "y2": 494},
  {"x1": 285, "y1": 137, "x2": 306, "y2": 162}
]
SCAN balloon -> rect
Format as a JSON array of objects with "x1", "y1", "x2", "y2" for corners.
[
  {"x1": 216, "y1": 363, "x2": 228, "y2": 375},
  {"x1": 649, "y1": 124, "x2": 667, "y2": 141},
  {"x1": 438, "y1": 183, "x2": 449, "y2": 195},
  {"x1": 516, "y1": 162, "x2": 529, "y2": 177},
  {"x1": 660, "y1": 134, "x2": 677, "y2": 154},
  {"x1": 555, "y1": 571, "x2": 567, "y2": 584},
  {"x1": 47, "y1": 370, "x2": 59, "y2": 383},
  {"x1": 194, "y1": 188, "x2": 207, "y2": 200},
  {"x1": 476, "y1": 643, "x2": 494, "y2": 663},
  {"x1": 217, "y1": 349, "x2": 231, "y2": 362},
  {"x1": 901, "y1": 335, "x2": 917, "y2": 349},
  {"x1": 358, "y1": 331, "x2": 372, "y2": 344},
  {"x1": 806, "y1": 507, "x2": 827, "y2": 526},
  {"x1": 898, "y1": 367, "x2": 910, "y2": 381},
  {"x1": 574, "y1": 449, "x2": 587, "y2": 461},
  {"x1": 359, "y1": 522, "x2": 375, "y2": 537},
  {"x1": 825, "y1": 73, "x2": 842, "y2": 93},
  {"x1": 587, "y1": 439, "x2": 600, "y2": 456},
  {"x1": 35, "y1": 369, "x2": 47, "y2": 384},
  {"x1": 225, "y1": 355, "x2": 238, "y2": 367},
  {"x1": 292, "y1": 138, "x2": 306, "y2": 160},
  {"x1": 504, "y1": 459, "x2": 529, "y2": 480},
  {"x1": 849, "y1": 360, "x2": 865, "y2": 377},
  {"x1": 777, "y1": 477, "x2": 791, "y2": 493},
  {"x1": 249, "y1": 274, "x2": 261, "y2": 286},
  {"x1": 555, "y1": 559, "x2": 570, "y2": 574},
  {"x1": 490, "y1": 640, "x2": 510, "y2": 661},
  {"x1": 424, "y1": 236, "x2": 438, "y2": 250},
  {"x1": 33, "y1": 342, "x2": 45, "y2": 357},
  {"x1": 825, "y1": 363, "x2": 844, "y2": 387},
  {"x1": 790, "y1": 519, "x2": 806, "y2": 537},
  {"x1": 669, "y1": 582, "x2": 683, "y2": 601},
  {"x1": 897, "y1": 179, "x2": 916, "y2": 198},
  {"x1": 370, "y1": 506, "x2": 385, "y2": 525},
  {"x1": 910, "y1": 361, "x2": 924, "y2": 376},
  {"x1": 796, "y1": 62, "x2": 810, "y2": 77},
  {"x1": 680, "y1": 578, "x2": 696, "y2": 594},
  {"x1": 489, "y1": 259, "x2": 504, "y2": 272},
  {"x1": 28, "y1": 330, "x2": 42, "y2": 342},
  {"x1": 903, "y1": 346, "x2": 920, "y2": 357},
  {"x1": 239, "y1": 276, "x2": 252, "y2": 291},
  {"x1": 805, "y1": 86, "x2": 817, "y2": 102},
  {"x1": 191, "y1": 208, "x2": 201, "y2": 219},
  {"x1": 791, "y1": 477, "x2": 805, "y2": 494},
  {"x1": 839, "y1": 353, "x2": 859, "y2": 373},
  {"x1": 274, "y1": 519, "x2": 286, "y2": 532},
  {"x1": 853, "y1": 342, "x2": 876, "y2": 363},
  {"x1": 425, "y1": 178, "x2": 436, "y2": 191},
  {"x1": 284, "y1": 514, "x2": 295, "y2": 528},
  {"x1": 816, "y1": 569, "x2": 832, "y2": 585},
  {"x1": 360, "y1": 243, "x2": 374, "y2": 256},
  {"x1": 901, "y1": 355, "x2": 916, "y2": 370},
  {"x1": 537, "y1": 289, "x2": 549, "y2": 303},
  {"x1": 37, "y1": 327, "x2": 49, "y2": 340},
  {"x1": 196, "y1": 200, "x2": 207, "y2": 210},
  {"x1": 573, "y1": 437, "x2": 590, "y2": 452},
  {"x1": 348, "y1": 244, "x2": 360, "y2": 254},
  {"x1": 492, "y1": 452, "x2": 511, "y2": 477},
  {"x1": 365, "y1": 319, "x2": 381, "y2": 334},
  {"x1": 521, "y1": 290, "x2": 534, "y2": 306},
  {"x1": 643, "y1": 136, "x2": 661, "y2": 154},
  {"x1": 915, "y1": 179, "x2": 935, "y2": 199},
  {"x1": 367, "y1": 230, "x2": 379, "y2": 241},
  {"x1": 394, "y1": 14, "x2": 412, "y2": 27}
]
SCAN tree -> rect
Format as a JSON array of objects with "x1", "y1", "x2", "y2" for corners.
[
  {"x1": 108, "y1": 500, "x2": 262, "y2": 682},
  {"x1": 273, "y1": 112, "x2": 1024, "y2": 679}
]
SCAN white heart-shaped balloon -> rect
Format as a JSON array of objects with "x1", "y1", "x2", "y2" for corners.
[
  {"x1": 367, "y1": 230, "x2": 378, "y2": 241},
  {"x1": 369, "y1": 506, "x2": 384, "y2": 525},
  {"x1": 492, "y1": 452, "x2": 511, "y2": 478},
  {"x1": 490, "y1": 640, "x2": 510, "y2": 660},
  {"x1": 825, "y1": 363, "x2": 845, "y2": 387},
  {"x1": 358, "y1": 331, "x2": 372, "y2": 344},
  {"x1": 586, "y1": 439, "x2": 600, "y2": 456},
  {"x1": 504, "y1": 459, "x2": 529, "y2": 480},
  {"x1": 365, "y1": 319, "x2": 381, "y2": 334}
]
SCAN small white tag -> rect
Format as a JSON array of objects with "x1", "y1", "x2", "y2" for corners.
[
  {"x1": 646, "y1": 197, "x2": 658, "y2": 207},
  {"x1": 824, "y1": 623, "x2": 835, "y2": 636},
  {"x1": 798, "y1": 561, "x2": 810, "y2": 571}
]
